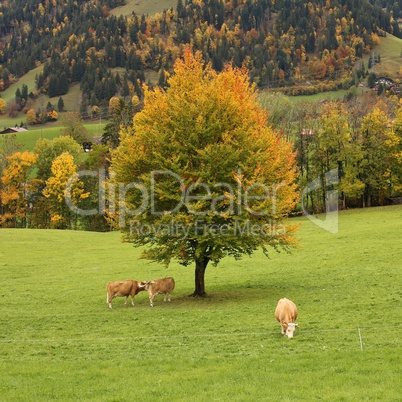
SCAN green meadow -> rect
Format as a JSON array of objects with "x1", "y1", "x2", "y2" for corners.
[
  {"x1": 0, "y1": 206, "x2": 401, "y2": 400},
  {"x1": 362, "y1": 33, "x2": 402, "y2": 78},
  {"x1": 0, "y1": 122, "x2": 106, "y2": 152},
  {"x1": 110, "y1": 0, "x2": 177, "y2": 17},
  {"x1": 24, "y1": 122, "x2": 104, "y2": 150}
]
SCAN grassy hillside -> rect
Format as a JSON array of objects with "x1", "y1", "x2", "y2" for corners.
[
  {"x1": 273, "y1": 33, "x2": 402, "y2": 102},
  {"x1": 275, "y1": 89, "x2": 349, "y2": 103},
  {"x1": 0, "y1": 206, "x2": 401, "y2": 400},
  {"x1": 366, "y1": 33, "x2": 402, "y2": 77},
  {"x1": 11, "y1": 122, "x2": 106, "y2": 151},
  {"x1": 110, "y1": 0, "x2": 177, "y2": 17},
  {"x1": 0, "y1": 65, "x2": 44, "y2": 106}
]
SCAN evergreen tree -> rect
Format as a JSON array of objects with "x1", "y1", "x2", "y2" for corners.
[
  {"x1": 377, "y1": 83, "x2": 384, "y2": 95},
  {"x1": 48, "y1": 75, "x2": 58, "y2": 98},
  {"x1": 21, "y1": 84, "x2": 28, "y2": 104},
  {"x1": 101, "y1": 98, "x2": 133, "y2": 148},
  {"x1": 58, "y1": 97, "x2": 64, "y2": 112},
  {"x1": 121, "y1": 78, "x2": 130, "y2": 97},
  {"x1": 158, "y1": 67, "x2": 168, "y2": 89},
  {"x1": 80, "y1": 98, "x2": 89, "y2": 119},
  {"x1": 367, "y1": 72, "x2": 377, "y2": 88},
  {"x1": 59, "y1": 72, "x2": 69, "y2": 95},
  {"x1": 15, "y1": 88, "x2": 22, "y2": 110},
  {"x1": 35, "y1": 73, "x2": 44, "y2": 91}
]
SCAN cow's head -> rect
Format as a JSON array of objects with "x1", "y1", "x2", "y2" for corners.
[
  {"x1": 138, "y1": 281, "x2": 148, "y2": 290},
  {"x1": 284, "y1": 322, "x2": 299, "y2": 338},
  {"x1": 143, "y1": 280, "x2": 155, "y2": 290}
]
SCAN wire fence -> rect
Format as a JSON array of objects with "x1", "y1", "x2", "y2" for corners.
[{"x1": 1, "y1": 325, "x2": 400, "y2": 346}]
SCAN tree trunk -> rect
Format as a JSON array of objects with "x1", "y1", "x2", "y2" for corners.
[
  {"x1": 365, "y1": 184, "x2": 372, "y2": 207},
  {"x1": 190, "y1": 257, "x2": 209, "y2": 297}
]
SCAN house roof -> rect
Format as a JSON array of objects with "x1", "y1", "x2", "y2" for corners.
[{"x1": 0, "y1": 127, "x2": 28, "y2": 134}]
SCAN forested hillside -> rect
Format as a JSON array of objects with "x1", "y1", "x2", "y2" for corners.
[{"x1": 0, "y1": 0, "x2": 401, "y2": 107}]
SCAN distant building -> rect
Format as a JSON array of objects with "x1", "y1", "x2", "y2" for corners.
[
  {"x1": 0, "y1": 127, "x2": 28, "y2": 135},
  {"x1": 375, "y1": 77, "x2": 395, "y2": 86},
  {"x1": 373, "y1": 77, "x2": 400, "y2": 94}
]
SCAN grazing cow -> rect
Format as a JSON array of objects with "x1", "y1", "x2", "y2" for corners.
[
  {"x1": 144, "y1": 277, "x2": 175, "y2": 307},
  {"x1": 106, "y1": 280, "x2": 147, "y2": 309},
  {"x1": 275, "y1": 298, "x2": 299, "y2": 338}
]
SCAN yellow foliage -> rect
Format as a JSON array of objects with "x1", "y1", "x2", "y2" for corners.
[
  {"x1": 369, "y1": 33, "x2": 381, "y2": 47},
  {"x1": 47, "y1": 110, "x2": 58, "y2": 121},
  {"x1": 131, "y1": 95, "x2": 140, "y2": 108},
  {"x1": 38, "y1": 3, "x2": 45, "y2": 15},
  {"x1": 43, "y1": 152, "x2": 90, "y2": 220},
  {"x1": 26, "y1": 109, "x2": 37, "y2": 124},
  {"x1": 0, "y1": 151, "x2": 38, "y2": 223},
  {"x1": 108, "y1": 96, "x2": 120, "y2": 112},
  {"x1": 112, "y1": 50, "x2": 299, "y2": 257},
  {"x1": 0, "y1": 98, "x2": 6, "y2": 114}
]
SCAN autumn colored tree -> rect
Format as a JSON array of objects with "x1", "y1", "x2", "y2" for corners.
[
  {"x1": 47, "y1": 110, "x2": 58, "y2": 121},
  {"x1": 42, "y1": 152, "x2": 89, "y2": 229},
  {"x1": 359, "y1": 107, "x2": 395, "y2": 206},
  {"x1": 91, "y1": 105, "x2": 100, "y2": 119},
  {"x1": 111, "y1": 51, "x2": 299, "y2": 297},
  {"x1": 26, "y1": 109, "x2": 37, "y2": 125},
  {"x1": 34, "y1": 136, "x2": 83, "y2": 184},
  {"x1": 33, "y1": 137, "x2": 82, "y2": 229},
  {"x1": 0, "y1": 151, "x2": 38, "y2": 227},
  {"x1": 389, "y1": 106, "x2": 402, "y2": 195},
  {"x1": 0, "y1": 98, "x2": 7, "y2": 114},
  {"x1": 108, "y1": 96, "x2": 120, "y2": 114},
  {"x1": 309, "y1": 102, "x2": 365, "y2": 211},
  {"x1": 8, "y1": 103, "x2": 19, "y2": 117}
]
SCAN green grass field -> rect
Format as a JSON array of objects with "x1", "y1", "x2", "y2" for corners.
[
  {"x1": 0, "y1": 122, "x2": 106, "y2": 152},
  {"x1": 25, "y1": 122, "x2": 105, "y2": 149},
  {"x1": 0, "y1": 65, "x2": 44, "y2": 107},
  {"x1": 0, "y1": 206, "x2": 401, "y2": 400},
  {"x1": 295, "y1": 89, "x2": 349, "y2": 102}
]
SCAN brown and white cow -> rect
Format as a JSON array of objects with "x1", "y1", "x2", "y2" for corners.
[
  {"x1": 144, "y1": 277, "x2": 175, "y2": 307},
  {"x1": 275, "y1": 298, "x2": 299, "y2": 338},
  {"x1": 106, "y1": 280, "x2": 147, "y2": 309}
]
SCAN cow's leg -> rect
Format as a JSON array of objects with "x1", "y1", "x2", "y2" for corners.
[
  {"x1": 107, "y1": 292, "x2": 113, "y2": 309},
  {"x1": 149, "y1": 294, "x2": 154, "y2": 307},
  {"x1": 167, "y1": 292, "x2": 171, "y2": 302},
  {"x1": 124, "y1": 296, "x2": 129, "y2": 306},
  {"x1": 163, "y1": 293, "x2": 167, "y2": 302}
]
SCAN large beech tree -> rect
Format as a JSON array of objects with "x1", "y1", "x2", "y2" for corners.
[{"x1": 111, "y1": 51, "x2": 299, "y2": 296}]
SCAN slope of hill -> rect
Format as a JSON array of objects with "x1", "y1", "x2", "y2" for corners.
[
  {"x1": 363, "y1": 34, "x2": 402, "y2": 77},
  {"x1": 0, "y1": 65, "x2": 43, "y2": 106},
  {"x1": 0, "y1": 0, "x2": 401, "y2": 115},
  {"x1": 109, "y1": 0, "x2": 177, "y2": 17}
]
